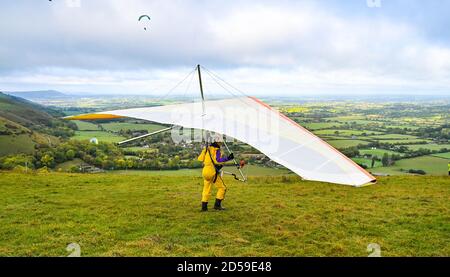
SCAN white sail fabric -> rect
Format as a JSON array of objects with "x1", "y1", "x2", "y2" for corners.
[{"x1": 70, "y1": 97, "x2": 375, "y2": 186}]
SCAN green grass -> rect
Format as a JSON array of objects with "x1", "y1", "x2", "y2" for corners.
[
  {"x1": 71, "y1": 131, "x2": 126, "y2": 143},
  {"x1": 351, "y1": 158, "x2": 382, "y2": 168},
  {"x1": 300, "y1": 122, "x2": 343, "y2": 130},
  {"x1": 359, "y1": 149, "x2": 403, "y2": 158},
  {"x1": 73, "y1": 121, "x2": 101, "y2": 131},
  {"x1": 314, "y1": 129, "x2": 382, "y2": 136},
  {"x1": 379, "y1": 156, "x2": 448, "y2": 175},
  {"x1": 101, "y1": 122, "x2": 165, "y2": 133},
  {"x1": 404, "y1": 144, "x2": 450, "y2": 151},
  {"x1": 384, "y1": 125, "x2": 421, "y2": 130},
  {"x1": 368, "y1": 134, "x2": 419, "y2": 140},
  {"x1": 55, "y1": 159, "x2": 86, "y2": 172},
  {"x1": 378, "y1": 139, "x2": 430, "y2": 144},
  {"x1": 0, "y1": 172, "x2": 448, "y2": 257},
  {"x1": 327, "y1": 140, "x2": 370, "y2": 149},
  {"x1": 432, "y1": 152, "x2": 450, "y2": 159},
  {"x1": 113, "y1": 165, "x2": 290, "y2": 177},
  {"x1": 122, "y1": 147, "x2": 158, "y2": 153},
  {"x1": 0, "y1": 134, "x2": 36, "y2": 156}
]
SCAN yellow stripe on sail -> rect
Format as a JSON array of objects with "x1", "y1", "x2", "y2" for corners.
[{"x1": 64, "y1": 114, "x2": 126, "y2": 120}]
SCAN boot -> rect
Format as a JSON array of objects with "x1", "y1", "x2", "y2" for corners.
[
  {"x1": 214, "y1": 198, "x2": 225, "y2": 210},
  {"x1": 201, "y1": 202, "x2": 208, "y2": 212}
]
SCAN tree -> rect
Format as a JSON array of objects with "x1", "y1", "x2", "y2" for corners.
[
  {"x1": 341, "y1": 147, "x2": 359, "y2": 158},
  {"x1": 0, "y1": 155, "x2": 34, "y2": 170},
  {"x1": 66, "y1": 149, "x2": 75, "y2": 160},
  {"x1": 126, "y1": 159, "x2": 134, "y2": 169},
  {"x1": 115, "y1": 158, "x2": 126, "y2": 169},
  {"x1": 40, "y1": 154, "x2": 55, "y2": 168},
  {"x1": 381, "y1": 153, "x2": 389, "y2": 167},
  {"x1": 168, "y1": 155, "x2": 181, "y2": 169}
]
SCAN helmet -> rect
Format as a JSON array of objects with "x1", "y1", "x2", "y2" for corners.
[{"x1": 212, "y1": 133, "x2": 224, "y2": 143}]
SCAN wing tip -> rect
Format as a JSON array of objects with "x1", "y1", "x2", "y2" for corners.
[{"x1": 63, "y1": 114, "x2": 126, "y2": 120}]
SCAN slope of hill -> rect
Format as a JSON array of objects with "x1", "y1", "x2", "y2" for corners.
[
  {"x1": 0, "y1": 92, "x2": 75, "y2": 156},
  {"x1": 0, "y1": 173, "x2": 448, "y2": 256},
  {"x1": 0, "y1": 92, "x2": 62, "y2": 128}
]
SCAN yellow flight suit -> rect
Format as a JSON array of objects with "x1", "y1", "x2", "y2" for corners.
[{"x1": 198, "y1": 146, "x2": 227, "y2": 202}]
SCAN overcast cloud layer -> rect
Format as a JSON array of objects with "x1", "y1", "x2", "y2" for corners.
[{"x1": 1, "y1": 0, "x2": 450, "y2": 96}]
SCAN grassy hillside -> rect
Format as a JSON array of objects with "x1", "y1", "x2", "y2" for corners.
[
  {"x1": 0, "y1": 116, "x2": 59, "y2": 156},
  {"x1": 0, "y1": 172, "x2": 448, "y2": 257},
  {"x1": 0, "y1": 92, "x2": 75, "y2": 156},
  {"x1": 0, "y1": 92, "x2": 61, "y2": 129},
  {"x1": 111, "y1": 164, "x2": 290, "y2": 177}
]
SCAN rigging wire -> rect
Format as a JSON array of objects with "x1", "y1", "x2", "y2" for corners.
[
  {"x1": 151, "y1": 65, "x2": 197, "y2": 103},
  {"x1": 182, "y1": 66, "x2": 197, "y2": 102},
  {"x1": 200, "y1": 65, "x2": 250, "y2": 98},
  {"x1": 201, "y1": 66, "x2": 261, "y2": 112}
]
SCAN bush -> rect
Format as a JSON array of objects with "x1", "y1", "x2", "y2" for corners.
[
  {"x1": 357, "y1": 163, "x2": 368, "y2": 169},
  {"x1": 37, "y1": 166, "x2": 49, "y2": 174},
  {"x1": 13, "y1": 165, "x2": 28, "y2": 173},
  {"x1": 408, "y1": 169, "x2": 426, "y2": 175},
  {"x1": 69, "y1": 165, "x2": 80, "y2": 173}
]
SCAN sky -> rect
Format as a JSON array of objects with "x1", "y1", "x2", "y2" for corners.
[{"x1": 0, "y1": 0, "x2": 450, "y2": 96}]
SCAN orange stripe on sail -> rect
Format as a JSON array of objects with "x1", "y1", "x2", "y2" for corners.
[{"x1": 64, "y1": 114, "x2": 126, "y2": 120}]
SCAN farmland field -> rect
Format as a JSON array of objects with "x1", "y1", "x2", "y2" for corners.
[
  {"x1": 351, "y1": 157, "x2": 382, "y2": 168},
  {"x1": 0, "y1": 172, "x2": 448, "y2": 257},
  {"x1": 327, "y1": 140, "x2": 370, "y2": 149},
  {"x1": 359, "y1": 149, "x2": 403, "y2": 158},
  {"x1": 300, "y1": 122, "x2": 343, "y2": 130},
  {"x1": 71, "y1": 131, "x2": 126, "y2": 143},
  {"x1": 101, "y1": 122, "x2": 165, "y2": 133},
  {"x1": 368, "y1": 134, "x2": 419, "y2": 140},
  {"x1": 315, "y1": 129, "x2": 382, "y2": 136},
  {"x1": 376, "y1": 139, "x2": 430, "y2": 144},
  {"x1": 379, "y1": 156, "x2": 448, "y2": 175},
  {"x1": 404, "y1": 144, "x2": 450, "y2": 151},
  {"x1": 73, "y1": 120, "x2": 101, "y2": 131},
  {"x1": 432, "y1": 152, "x2": 450, "y2": 159}
]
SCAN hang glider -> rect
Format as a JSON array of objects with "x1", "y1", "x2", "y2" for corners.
[{"x1": 65, "y1": 96, "x2": 376, "y2": 187}]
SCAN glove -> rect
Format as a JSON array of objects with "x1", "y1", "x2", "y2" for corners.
[{"x1": 227, "y1": 153, "x2": 234, "y2": 160}]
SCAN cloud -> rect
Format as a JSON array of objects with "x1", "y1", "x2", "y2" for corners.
[{"x1": 0, "y1": 0, "x2": 449, "y2": 95}]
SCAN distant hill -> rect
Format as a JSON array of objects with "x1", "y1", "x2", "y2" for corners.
[
  {"x1": 0, "y1": 92, "x2": 76, "y2": 156},
  {"x1": 0, "y1": 92, "x2": 65, "y2": 128},
  {"x1": 5, "y1": 90, "x2": 67, "y2": 100}
]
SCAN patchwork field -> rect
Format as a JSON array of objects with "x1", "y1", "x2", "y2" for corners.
[
  {"x1": 71, "y1": 131, "x2": 126, "y2": 143},
  {"x1": 351, "y1": 157, "x2": 382, "y2": 168},
  {"x1": 405, "y1": 144, "x2": 450, "y2": 151},
  {"x1": 314, "y1": 129, "x2": 382, "y2": 136},
  {"x1": 432, "y1": 152, "x2": 450, "y2": 159},
  {"x1": 101, "y1": 122, "x2": 165, "y2": 133},
  {"x1": 327, "y1": 140, "x2": 370, "y2": 149},
  {"x1": 359, "y1": 149, "x2": 403, "y2": 158},
  {"x1": 73, "y1": 120, "x2": 101, "y2": 131},
  {"x1": 379, "y1": 156, "x2": 448, "y2": 175}
]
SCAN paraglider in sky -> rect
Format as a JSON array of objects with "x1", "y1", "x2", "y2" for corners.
[{"x1": 138, "y1": 15, "x2": 151, "y2": 30}]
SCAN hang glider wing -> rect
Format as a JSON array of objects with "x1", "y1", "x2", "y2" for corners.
[{"x1": 66, "y1": 97, "x2": 376, "y2": 187}]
